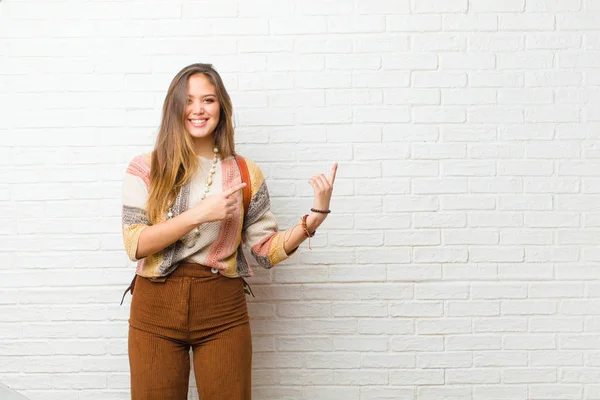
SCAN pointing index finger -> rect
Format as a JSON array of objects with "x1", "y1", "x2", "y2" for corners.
[
  {"x1": 328, "y1": 163, "x2": 338, "y2": 185},
  {"x1": 224, "y1": 182, "x2": 247, "y2": 197}
]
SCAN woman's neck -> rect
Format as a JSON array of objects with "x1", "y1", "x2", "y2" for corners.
[{"x1": 193, "y1": 136, "x2": 215, "y2": 159}]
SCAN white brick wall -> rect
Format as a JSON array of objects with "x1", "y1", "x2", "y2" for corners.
[{"x1": 1, "y1": 0, "x2": 600, "y2": 399}]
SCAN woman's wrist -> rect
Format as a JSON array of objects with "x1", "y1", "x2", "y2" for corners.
[
  {"x1": 182, "y1": 208, "x2": 205, "y2": 227},
  {"x1": 306, "y1": 211, "x2": 327, "y2": 232}
]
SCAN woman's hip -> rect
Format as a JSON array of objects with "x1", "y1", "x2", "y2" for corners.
[{"x1": 129, "y1": 262, "x2": 249, "y2": 340}]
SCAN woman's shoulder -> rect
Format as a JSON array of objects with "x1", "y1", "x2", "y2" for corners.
[
  {"x1": 235, "y1": 155, "x2": 267, "y2": 197},
  {"x1": 236, "y1": 155, "x2": 265, "y2": 181},
  {"x1": 125, "y1": 152, "x2": 152, "y2": 184}
]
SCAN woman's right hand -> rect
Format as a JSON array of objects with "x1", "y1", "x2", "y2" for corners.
[{"x1": 191, "y1": 182, "x2": 247, "y2": 225}]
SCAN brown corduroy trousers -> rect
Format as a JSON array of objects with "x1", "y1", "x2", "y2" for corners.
[{"x1": 128, "y1": 263, "x2": 252, "y2": 400}]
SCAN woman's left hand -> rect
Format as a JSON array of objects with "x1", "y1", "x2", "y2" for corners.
[{"x1": 309, "y1": 163, "x2": 338, "y2": 213}]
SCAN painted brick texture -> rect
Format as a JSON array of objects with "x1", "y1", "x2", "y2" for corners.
[{"x1": 1, "y1": 0, "x2": 599, "y2": 399}]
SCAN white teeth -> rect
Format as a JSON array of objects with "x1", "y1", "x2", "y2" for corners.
[{"x1": 191, "y1": 119, "x2": 207, "y2": 124}]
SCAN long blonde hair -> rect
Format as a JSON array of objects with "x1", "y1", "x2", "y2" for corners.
[{"x1": 147, "y1": 63, "x2": 235, "y2": 224}]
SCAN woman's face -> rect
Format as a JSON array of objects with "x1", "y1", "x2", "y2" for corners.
[{"x1": 184, "y1": 73, "x2": 220, "y2": 140}]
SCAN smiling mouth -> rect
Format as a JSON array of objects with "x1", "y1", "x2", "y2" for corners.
[{"x1": 189, "y1": 119, "x2": 208, "y2": 127}]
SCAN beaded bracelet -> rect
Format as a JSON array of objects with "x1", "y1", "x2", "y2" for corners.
[
  {"x1": 302, "y1": 214, "x2": 315, "y2": 250},
  {"x1": 302, "y1": 214, "x2": 316, "y2": 238},
  {"x1": 283, "y1": 214, "x2": 316, "y2": 251},
  {"x1": 311, "y1": 208, "x2": 331, "y2": 214}
]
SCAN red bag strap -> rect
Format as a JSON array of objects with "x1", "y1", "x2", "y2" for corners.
[{"x1": 234, "y1": 154, "x2": 251, "y2": 217}]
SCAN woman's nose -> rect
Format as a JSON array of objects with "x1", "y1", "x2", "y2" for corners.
[{"x1": 191, "y1": 101, "x2": 204, "y2": 114}]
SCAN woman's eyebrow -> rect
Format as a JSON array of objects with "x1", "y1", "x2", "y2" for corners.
[{"x1": 187, "y1": 94, "x2": 216, "y2": 98}]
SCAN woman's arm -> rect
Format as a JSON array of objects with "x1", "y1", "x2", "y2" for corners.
[
  {"x1": 134, "y1": 182, "x2": 247, "y2": 259},
  {"x1": 282, "y1": 213, "x2": 327, "y2": 254},
  {"x1": 239, "y1": 162, "x2": 337, "y2": 268},
  {"x1": 134, "y1": 209, "x2": 199, "y2": 259},
  {"x1": 282, "y1": 163, "x2": 338, "y2": 254}
]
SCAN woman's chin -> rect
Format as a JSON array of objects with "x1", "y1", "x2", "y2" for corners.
[{"x1": 186, "y1": 127, "x2": 214, "y2": 139}]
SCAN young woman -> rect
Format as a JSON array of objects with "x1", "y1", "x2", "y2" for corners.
[{"x1": 121, "y1": 63, "x2": 337, "y2": 400}]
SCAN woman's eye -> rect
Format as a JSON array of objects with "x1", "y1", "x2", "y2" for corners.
[{"x1": 205, "y1": 99, "x2": 214, "y2": 103}]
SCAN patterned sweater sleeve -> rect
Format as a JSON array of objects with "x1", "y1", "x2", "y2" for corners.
[
  {"x1": 121, "y1": 154, "x2": 151, "y2": 262},
  {"x1": 242, "y1": 160, "x2": 298, "y2": 269}
]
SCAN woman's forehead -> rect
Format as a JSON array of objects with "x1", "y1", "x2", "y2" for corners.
[{"x1": 187, "y1": 74, "x2": 216, "y2": 96}]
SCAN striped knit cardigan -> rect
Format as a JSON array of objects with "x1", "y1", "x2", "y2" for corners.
[{"x1": 121, "y1": 153, "x2": 296, "y2": 279}]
